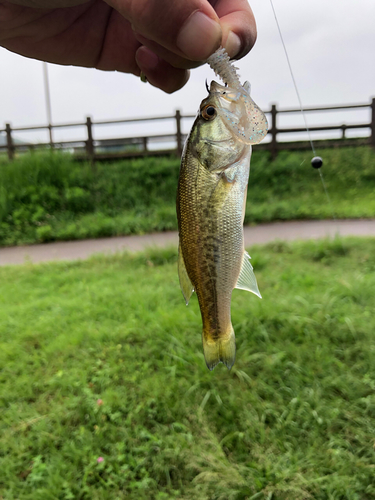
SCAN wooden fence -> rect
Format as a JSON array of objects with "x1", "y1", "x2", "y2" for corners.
[{"x1": 1, "y1": 98, "x2": 374, "y2": 162}]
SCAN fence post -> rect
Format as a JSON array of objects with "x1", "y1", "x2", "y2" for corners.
[
  {"x1": 175, "y1": 109, "x2": 182, "y2": 157},
  {"x1": 85, "y1": 116, "x2": 95, "y2": 165},
  {"x1": 270, "y1": 104, "x2": 278, "y2": 160},
  {"x1": 142, "y1": 137, "x2": 148, "y2": 153},
  {"x1": 48, "y1": 124, "x2": 54, "y2": 149},
  {"x1": 5, "y1": 123, "x2": 14, "y2": 161},
  {"x1": 371, "y1": 98, "x2": 375, "y2": 149}
]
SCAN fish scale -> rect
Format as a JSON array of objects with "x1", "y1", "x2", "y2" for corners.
[
  {"x1": 178, "y1": 151, "x2": 243, "y2": 340},
  {"x1": 176, "y1": 75, "x2": 267, "y2": 370}
]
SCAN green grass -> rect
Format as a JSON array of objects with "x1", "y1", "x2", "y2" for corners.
[
  {"x1": 1, "y1": 238, "x2": 375, "y2": 499},
  {"x1": 0, "y1": 146, "x2": 374, "y2": 246}
]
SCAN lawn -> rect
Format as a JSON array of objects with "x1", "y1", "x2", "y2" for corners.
[
  {"x1": 1, "y1": 238, "x2": 375, "y2": 499},
  {"x1": 0, "y1": 146, "x2": 374, "y2": 246}
]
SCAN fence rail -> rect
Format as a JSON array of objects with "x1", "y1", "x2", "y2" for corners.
[{"x1": 1, "y1": 97, "x2": 374, "y2": 162}]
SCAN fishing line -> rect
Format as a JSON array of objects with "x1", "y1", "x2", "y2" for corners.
[{"x1": 269, "y1": 0, "x2": 337, "y2": 221}]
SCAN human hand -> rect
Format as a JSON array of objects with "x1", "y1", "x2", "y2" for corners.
[{"x1": 0, "y1": 0, "x2": 257, "y2": 93}]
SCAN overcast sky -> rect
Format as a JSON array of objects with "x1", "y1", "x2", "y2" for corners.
[{"x1": 0, "y1": 0, "x2": 374, "y2": 144}]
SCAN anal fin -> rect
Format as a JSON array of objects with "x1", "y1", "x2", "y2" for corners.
[
  {"x1": 235, "y1": 251, "x2": 262, "y2": 298},
  {"x1": 178, "y1": 243, "x2": 194, "y2": 305}
]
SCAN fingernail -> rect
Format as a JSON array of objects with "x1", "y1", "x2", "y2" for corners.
[
  {"x1": 177, "y1": 11, "x2": 221, "y2": 61},
  {"x1": 225, "y1": 31, "x2": 242, "y2": 59}
]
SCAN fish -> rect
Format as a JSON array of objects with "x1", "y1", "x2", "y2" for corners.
[{"x1": 176, "y1": 52, "x2": 268, "y2": 371}]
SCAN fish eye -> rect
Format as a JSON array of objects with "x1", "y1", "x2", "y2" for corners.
[{"x1": 201, "y1": 105, "x2": 217, "y2": 121}]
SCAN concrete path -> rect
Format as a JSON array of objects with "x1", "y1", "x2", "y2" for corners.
[{"x1": 1, "y1": 219, "x2": 375, "y2": 266}]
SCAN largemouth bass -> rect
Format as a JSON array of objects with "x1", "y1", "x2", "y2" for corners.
[{"x1": 176, "y1": 62, "x2": 268, "y2": 371}]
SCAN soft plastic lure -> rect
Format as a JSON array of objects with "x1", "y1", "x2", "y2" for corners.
[{"x1": 207, "y1": 48, "x2": 268, "y2": 145}]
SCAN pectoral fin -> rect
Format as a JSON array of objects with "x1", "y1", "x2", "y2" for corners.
[
  {"x1": 178, "y1": 243, "x2": 194, "y2": 305},
  {"x1": 235, "y1": 251, "x2": 262, "y2": 298}
]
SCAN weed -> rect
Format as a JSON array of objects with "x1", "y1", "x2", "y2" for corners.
[
  {"x1": 0, "y1": 147, "x2": 374, "y2": 246},
  {"x1": 0, "y1": 238, "x2": 375, "y2": 498}
]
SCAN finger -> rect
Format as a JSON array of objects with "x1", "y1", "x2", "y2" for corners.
[
  {"x1": 131, "y1": 0, "x2": 256, "y2": 70},
  {"x1": 4, "y1": 0, "x2": 91, "y2": 7},
  {"x1": 135, "y1": 46, "x2": 190, "y2": 93},
  {"x1": 105, "y1": 0, "x2": 222, "y2": 61},
  {"x1": 133, "y1": 32, "x2": 202, "y2": 70},
  {"x1": 212, "y1": 0, "x2": 257, "y2": 59},
  {"x1": 96, "y1": 10, "x2": 141, "y2": 74}
]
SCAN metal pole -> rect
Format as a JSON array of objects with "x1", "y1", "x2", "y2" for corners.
[{"x1": 42, "y1": 62, "x2": 53, "y2": 147}]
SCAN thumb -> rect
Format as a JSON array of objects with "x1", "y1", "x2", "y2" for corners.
[{"x1": 105, "y1": 0, "x2": 222, "y2": 61}]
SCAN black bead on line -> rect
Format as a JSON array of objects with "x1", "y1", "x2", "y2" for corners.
[{"x1": 311, "y1": 156, "x2": 323, "y2": 169}]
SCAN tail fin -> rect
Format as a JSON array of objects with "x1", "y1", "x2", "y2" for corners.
[{"x1": 202, "y1": 326, "x2": 236, "y2": 371}]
